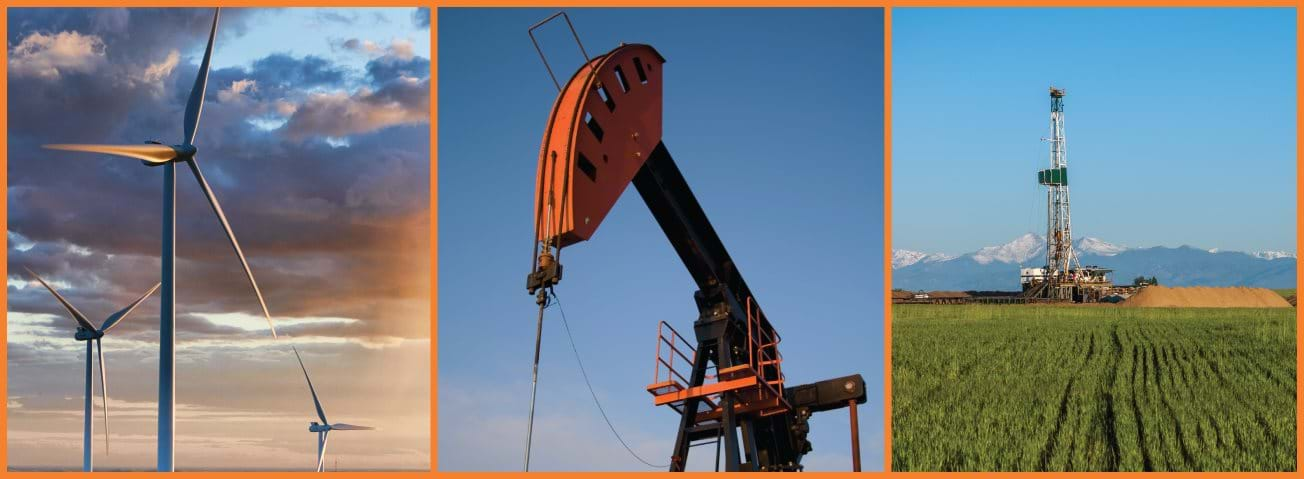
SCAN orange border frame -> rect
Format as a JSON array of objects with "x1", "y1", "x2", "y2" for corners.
[
  {"x1": 0, "y1": 2, "x2": 1298, "y2": 478},
  {"x1": 882, "y1": 5, "x2": 893, "y2": 473}
]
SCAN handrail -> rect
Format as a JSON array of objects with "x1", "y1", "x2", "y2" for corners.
[
  {"x1": 650, "y1": 306, "x2": 788, "y2": 413},
  {"x1": 654, "y1": 321, "x2": 697, "y2": 387},
  {"x1": 744, "y1": 297, "x2": 787, "y2": 398}
]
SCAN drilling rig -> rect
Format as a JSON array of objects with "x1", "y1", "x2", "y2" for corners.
[
  {"x1": 523, "y1": 14, "x2": 865, "y2": 472},
  {"x1": 1020, "y1": 87, "x2": 1113, "y2": 302}
]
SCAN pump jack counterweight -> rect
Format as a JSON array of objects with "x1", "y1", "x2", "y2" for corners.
[{"x1": 524, "y1": 30, "x2": 865, "y2": 471}]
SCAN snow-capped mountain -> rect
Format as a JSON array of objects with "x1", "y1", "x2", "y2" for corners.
[
  {"x1": 1075, "y1": 237, "x2": 1127, "y2": 256},
  {"x1": 892, "y1": 250, "x2": 927, "y2": 269},
  {"x1": 892, "y1": 250, "x2": 955, "y2": 269},
  {"x1": 894, "y1": 234, "x2": 1128, "y2": 270},
  {"x1": 971, "y1": 233, "x2": 1044, "y2": 265},
  {"x1": 1209, "y1": 248, "x2": 1294, "y2": 260},
  {"x1": 1250, "y1": 251, "x2": 1296, "y2": 260},
  {"x1": 893, "y1": 234, "x2": 1295, "y2": 290}
]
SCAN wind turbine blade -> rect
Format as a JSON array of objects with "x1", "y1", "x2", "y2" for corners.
[
  {"x1": 185, "y1": 157, "x2": 278, "y2": 338},
  {"x1": 184, "y1": 7, "x2": 220, "y2": 145},
  {"x1": 317, "y1": 431, "x2": 330, "y2": 472},
  {"x1": 100, "y1": 283, "x2": 161, "y2": 333},
  {"x1": 43, "y1": 144, "x2": 177, "y2": 164},
  {"x1": 23, "y1": 268, "x2": 97, "y2": 332},
  {"x1": 96, "y1": 339, "x2": 110, "y2": 455},
  {"x1": 329, "y1": 423, "x2": 375, "y2": 431},
  {"x1": 292, "y1": 347, "x2": 329, "y2": 425}
]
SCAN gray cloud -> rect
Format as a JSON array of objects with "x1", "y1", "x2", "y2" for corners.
[
  {"x1": 245, "y1": 54, "x2": 346, "y2": 90},
  {"x1": 8, "y1": 8, "x2": 255, "y2": 66},
  {"x1": 8, "y1": 30, "x2": 106, "y2": 79},
  {"x1": 282, "y1": 78, "x2": 429, "y2": 140},
  {"x1": 366, "y1": 54, "x2": 428, "y2": 84},
  {"x1": 412, "y1": 8, "x2": 429, "y2": 29},
  {"x1": 314, "y1": 10, "x2": 358, "y2": 25}
]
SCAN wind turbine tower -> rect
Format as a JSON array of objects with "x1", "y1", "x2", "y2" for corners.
[
  {"x1": 292, "y1": 347, "x2": 374, "y2": 472},
  {"x1": 25, "y1": 268, "x2": 159, "y2": 472},
  {"x1": 41, "y1": 8, "x2": 277, "y2": 470}
]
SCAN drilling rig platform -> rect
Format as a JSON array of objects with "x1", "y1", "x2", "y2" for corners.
[{"x1": 1020, "y1": 87, "x2": 1113, "y2": 302}]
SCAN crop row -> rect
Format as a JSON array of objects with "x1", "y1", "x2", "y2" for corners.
[{"x1": 892, "y1": 305, "x2": 1295, "y2": 472}]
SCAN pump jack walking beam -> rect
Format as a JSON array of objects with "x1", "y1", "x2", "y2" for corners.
[
  {"x1": 526, "y1": 39, "x2": 865, "y2": 472},
  {"x1": 633, "y1": 143, "x2": 771, "y2": 333},
  {"x1": 636, "y1": 143, "x2": 794, "y2": 470}
]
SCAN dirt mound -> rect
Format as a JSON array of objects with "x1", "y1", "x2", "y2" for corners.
[
  {"x1": 928, "y1": 291, "x2": 970, "y2": 299},
  {"x1": 1122, "y1": 286, "x2": 1293, "y2": 308}
]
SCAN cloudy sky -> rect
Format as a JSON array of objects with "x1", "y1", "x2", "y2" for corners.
[{"x1": 7, "y1": 8, "x2": 429, "y2": 471}]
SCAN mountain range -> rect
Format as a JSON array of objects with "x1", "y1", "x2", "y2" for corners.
[{"x1": 893, "y1": 233, "x2": 1296, "y2": 291}]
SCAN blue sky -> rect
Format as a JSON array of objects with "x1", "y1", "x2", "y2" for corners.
[
  {"x1": 439, "y1": 8, "x2": 884, "y2": 472},
  {"x1": 215, "y1": 8, "x2": 429, "y2": 74},
  {"x1": 892, "y1": 8, "x2": 1297, "y2": 255}
]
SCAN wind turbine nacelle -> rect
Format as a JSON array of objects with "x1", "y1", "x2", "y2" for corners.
[
  {"x1": 74, "y1": 328, "x2": 103, "y2": 341},
  {"x1": 309, "y1": 422, "x2": 330, "y2": 432}
]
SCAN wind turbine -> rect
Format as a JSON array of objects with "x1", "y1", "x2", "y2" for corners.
[
  {"x1": 24, "y1": 268, "x2": 159, "y2": 472},
  {"x1": 40, "y1": 8, "x2": 278, "y2": 471},
  {"x1": 292, "y1": 347, "x2": 374, "y2": 472}
]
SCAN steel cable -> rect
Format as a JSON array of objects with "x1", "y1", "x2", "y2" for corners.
[{"x1": 549, "y1": 290, "x2": 669, "y2": 469}]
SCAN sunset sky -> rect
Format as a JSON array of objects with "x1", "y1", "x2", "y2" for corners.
[{"x1": 7, "y1": 8, "x2": 429, "y2": 470}]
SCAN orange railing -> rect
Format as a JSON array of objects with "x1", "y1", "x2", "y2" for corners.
[
  {"x1": 745, "y1": 297, "x2": 789, "y2": 413},
  {"x1": 652, "y1": 321, "x2": 695, "y2": 390},
  {"x1": 648, "y1": 300, "x2": 789, "y2": 416}
]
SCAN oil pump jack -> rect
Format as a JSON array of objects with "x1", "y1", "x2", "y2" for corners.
[{"x1": 524, "y1": 18, "x2": 865, "y2": 472}]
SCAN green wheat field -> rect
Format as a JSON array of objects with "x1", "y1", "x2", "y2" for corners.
[{"x1": 892, "y1": 305, "x2": 1296, "y2": 472}]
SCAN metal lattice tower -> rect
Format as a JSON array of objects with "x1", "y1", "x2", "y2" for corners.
[{"x1": 1040, "y1": 87, "x2": 1080, "y2": 291}]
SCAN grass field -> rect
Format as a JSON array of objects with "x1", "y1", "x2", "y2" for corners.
[{"x1": 892, "y1": 305, "x2": 1296, "y2": 472}]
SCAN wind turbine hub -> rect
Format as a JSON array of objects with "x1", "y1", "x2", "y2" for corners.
[{"x1": 174, "y1": 144, "x2": 197, "y2": 158}]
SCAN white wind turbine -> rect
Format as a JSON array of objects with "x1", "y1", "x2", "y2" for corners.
[
  {"x1": 24, "y1": 268, "x2": 159, "y2": 472},
  {"x1": 40, "y1": 8, "x2": 277, "y2": 471},
  {"x1": 292, "y1": 347, "x2": 374, "y2": 472}
]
